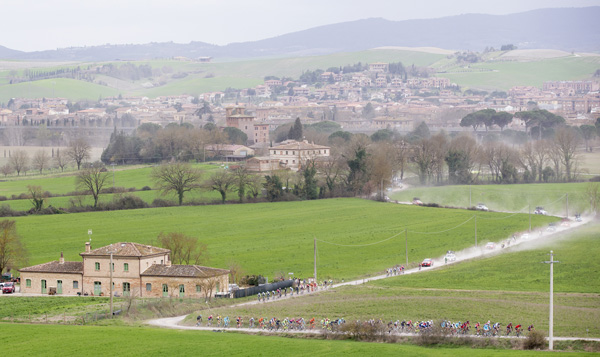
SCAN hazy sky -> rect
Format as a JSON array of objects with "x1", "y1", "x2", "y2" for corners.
[{"x1": 3, "y1": 0, "x2": 598, "y2": 52}]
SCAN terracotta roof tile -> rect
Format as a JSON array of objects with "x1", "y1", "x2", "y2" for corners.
[
  {"x1": 19, "y1": 261, "x2": 83, "y2": 274},
  {"x1": 141, "y1": 264, "x2": 229, "y2": 278},
  {"x1": 81, "y1": 242, "x2": 169, "y2": 257}
]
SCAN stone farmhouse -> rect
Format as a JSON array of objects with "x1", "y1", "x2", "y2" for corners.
[
  {"x1": 269, "y1": 140, "x2": 330, "y2": 171},
  {"x1": 19, "y1": 242, "x2": 229, "y2": 298}
]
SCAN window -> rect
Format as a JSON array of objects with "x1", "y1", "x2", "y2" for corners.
[
  {"x1": 112, "y1": 263, "x2": 114, "y2": 272},
  {"x1": 123, "y1": 282, "x2": 130, "y2": 296},
  {"x1": 26, "y1": 279, "x2": 31, "y2": 287},
  {"x1": 286, "y1": 151, "x2": 288, "y2": 155},
  {"x1": 196, "y1": 285, "x2": 201, "y2": 293},
  {"x1": 95, "y1": 262, "x2": 100, "y2": 271},
  {"x1": 146, "y1": 283, "x2": 152, "y2": 292},
  {"x1": 73, "y1": 281, "x2": 78, "y2": 289},
  {"x1": 292, "y1": 160, "x2": 295, "y2": 164},
  {"x1": 293, "y1": 151, "x2": 295, "y2": 155},
  {"x1": 124, "y1": 263, "x2": 129, "y2": 272}
]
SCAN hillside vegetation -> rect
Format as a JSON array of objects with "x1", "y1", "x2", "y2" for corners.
[{"x1": 13, "y1": 198, "x2": 555, "y2": 280}]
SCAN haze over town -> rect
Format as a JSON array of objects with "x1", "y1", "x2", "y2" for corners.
[{"x1": 1, "y1": 0, "x2": 598, "y2": 51}]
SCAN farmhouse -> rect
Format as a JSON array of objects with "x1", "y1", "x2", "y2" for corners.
[
  {"x1": 19, "y1": 242, "x2": 229, "y2": 298},
  {"x1": 269, "y1": 140, "x2": 330, "y2": 171}
]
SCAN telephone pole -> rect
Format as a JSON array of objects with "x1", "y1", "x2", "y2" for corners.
[
  {"x1": 543, "y1": 250, "x2": 560, "y2": 350},
  {"x1": 404, "y1": 228, "x2": 408, "y2": 267},
  {"x1": 474, "y1": 215, "x2": 478, "y2": 247},
  {"x1": 313, "y1": 237, "x2": 317, "y2": 283}
]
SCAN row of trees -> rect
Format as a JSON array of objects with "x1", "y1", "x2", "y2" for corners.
[
  {"x1": 1, "y1": 138, "x2": 91, "y2": 177},
  {"x1": 101, "y1": 123, "x2": 247, "y2": 165}
]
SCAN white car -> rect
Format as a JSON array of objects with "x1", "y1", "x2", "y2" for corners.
[
  {"x1": 534, "y1": 207, "x2": 547, "y2": 215},
  {"x1": 485, "y1": 242, "x2": 495, "y2": 250},
  {"x1": 520, "y1": 233, "x2": 529, "y2": 240},
  {"x1": 445, "y1": 253, "x2": 456, "y2": 262},
  {"x1": 476, "y1": 203, "x2": 489, "y2": 211}
]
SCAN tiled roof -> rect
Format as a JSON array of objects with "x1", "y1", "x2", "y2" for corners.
[
  {"x1": 81, "y1": 242, "x2": 170, "y2": 257},
  {"x1": 141, "y1": 264, "x2": 229, "y2": 278},
  {"x1": 19, "y1": 261, "x2": 83, "y2": 274},
  {"x1": 271, "y1": 140, "x2": 330, "y2": 150}
]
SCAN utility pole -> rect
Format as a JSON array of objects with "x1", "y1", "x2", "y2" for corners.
[
  {"x1": 404, "y1": 228, "x2": 408, "y2": 267},
  {"x1": 110, "y1": 250, "x2": 114, "y2": 317},
  {"x1": 469, "y1": 185, "x2": 472, "y2": 207},
  {"x1": 543, "y1": 251, "x2": 560, "y2": 350},
  {"x1": 529, "y1": 203, "x2": 532, "y2": 232},
  {"x1": 313, "y1": 237, "x2": 317, "y2": 283},
  {"x1": 474, "y1": 215, "x2": 477, "y2": 247}
]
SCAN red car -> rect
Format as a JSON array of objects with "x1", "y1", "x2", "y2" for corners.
[
  {"x1": 421, "y1": 258, "x2": 433, "y2": 267},
  {"x1": 2, "y1": 282, "x2": 15, "y2": 294}
]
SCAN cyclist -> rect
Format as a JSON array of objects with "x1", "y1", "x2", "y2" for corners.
[
  {"x1": 207, "y1": 314, "x2": 213, "y2": 327},
  {"x1": 528, "y1": 324, "x2": 535, "y2": 332},
  {"x1": 506, "y1": 322, "x2": 513, "y2": 336},
  {"x1": 196, "y1": 315, "x2": 202, "y2": 326},
  {"x1": 515, "y1": 324, "x2": 522, "y2": 337}
]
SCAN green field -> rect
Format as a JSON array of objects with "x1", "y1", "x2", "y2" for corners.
[
  {"x1": 198, "y1": 223, "x2": 600, "y2": 337},
  {"x1": 437, "y1": 55, "x2": 600, "y2": 91},
  {"x1": 5, "y1": 323, "x2": 560, "y2": 356},
  {"x1": 12, "y1": 198, "x2": 555, "y2": 281},
  {"x1": 391, "y1": 183, "x2": 590, "y2": 216},
  {"x1": 0, "y1": 296, "x2": 110, "y2": 319},
  {"x1": 0, "y1": 78, "x2": 120, "y2": 103}
]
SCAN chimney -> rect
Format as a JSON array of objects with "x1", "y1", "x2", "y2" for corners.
[
  {"x1": 59, "y1": 252, "x2": 64, "y2": 264},
  {"x1": 85, "y1": 242, "x2": 91, "y2": 253}
]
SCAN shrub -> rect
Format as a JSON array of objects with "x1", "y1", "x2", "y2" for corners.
[
  {"x1": 100, "y1": 186, "x2": 128, "y2": 194},
  {"x1": 0, "y1": 196, "x2": 6, "y2": 201},
  {"x1": 590, "y1": 176, "x2": 600, "y2": 182},
  {"x1": 141, "y1": 186, "x2": 151, "y2": 191},
  {"x1": 0, "y1": 205, "x2": 26, "y2": 217},
  {"x1": 151, "y1": 199, "x2": 175, "y2": 208},
  {"x1": 102, "y1": 195, "x2": 149, "y2": 211},
  {"x1": 128, "y1": 187, "x2": 136, "y2": 192},
  {"x1": 523, "y1": 330, "x2": 546, "y2": 350}
]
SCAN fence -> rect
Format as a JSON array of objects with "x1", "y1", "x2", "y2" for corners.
[{"x1": 233, "y1": 280, "x2": 294, "y2": 298}]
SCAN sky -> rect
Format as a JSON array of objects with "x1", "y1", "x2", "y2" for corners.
[{"x1": 2, "y1": 0, "x2": 599, "y2": 52}]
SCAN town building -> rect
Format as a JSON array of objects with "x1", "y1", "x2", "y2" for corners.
[{"x1": 19, "y1": 242, "x2": 229, "y2": 298}]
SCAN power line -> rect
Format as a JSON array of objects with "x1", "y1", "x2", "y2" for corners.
[{"x1": 408, "y1": 215, "x2": 475, "y2": 235}]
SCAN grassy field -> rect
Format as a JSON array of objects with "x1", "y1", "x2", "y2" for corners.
[
  {"x1": 198, "y1": 223, "x2": 600, "y2": 337},
  {"x1": 0, "y1": 78, "x2": 120, "y2": 103},
  {"x1": 0, "y1": 296, "x2": 111, "y2": 319},
  {"x1": 437, "y1": 55, "x2": 600, "y2": 91},
  {"x1": 0, "y1": 162, "x2": 221, "y2": 198},
  {"x1": 5, "y1": 323, "x2": 559, "y2": 356},
  {"x1": 12, "y1": 198, "x2": 555, "y2": 280},
  {"x1": 390, "y1": 182, "x2": 590, "y2": 216}
]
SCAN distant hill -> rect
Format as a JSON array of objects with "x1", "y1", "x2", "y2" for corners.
[
  {"x1": 0, "y1": 7, "x2": 598, "y2": 61},
  {"x1": 0, "y1": 45, "x2": 24, "y2": 59}
]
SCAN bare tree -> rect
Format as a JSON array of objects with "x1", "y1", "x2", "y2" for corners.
[
  {"x1": 54, "y1": 148, "x2": 68, "y2": 172},
  {"x1": 552, "y1": 127, "x2": 580, "y2": 182},
  {"x1": 32, "y1": 150, "x2": 50, "y2": 174},
  {"x1": 585, "y1": 182, "x2": 600, "y2": 217},
  {"x1": 533, "y1": 140, "x2": 549, "y2": 182},
  {"x1": 156, "y1": 231, "x2": 208, "y2": 265},
  {"x1": 151, "y1": 162, "x2": 203, "y2": 205},
  {"x1": 199, "y1": 277, "x2": 218, "y2": 301},
  {"x1": 369, "y1": 142, "x2": 394, "y2": 200},
  {"x1": 245, "y1": 174, "x2": 263, "y2": 200},
  {"x1": 0, "y1": 220, "x2": 28, "y2": 275},
  {"x1": 68, "y1": 138, "x2": 91, "y2": 170},
  {"x1": 394, "y1": 140, "x2": 410, "y2": 181},
  {"x1": 27, "y1": 185, "x2": 46, "y2": 212},
  {"x1": 227, "y1": 261, "x2": 244, "y2": 286},
  {"x1": 0, "y1": 164, "x2": 13, "y2": 177},
  {"x1": 9, "y1": 150, "x2": 28, "y2": 176},
  {"x1": 205, "y1": 169, "x2": 235, "y2": 203},
  {"x1": 411, "y1": 138, "x2": 435, "y2": 185},
  {"x1": 76, "y1": 163, "x2": 110, "y2": 207},
  {"x1": 321, "y1": 151, "x2": 345, "y2": 197}
]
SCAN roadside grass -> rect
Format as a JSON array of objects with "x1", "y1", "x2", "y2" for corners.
[
  {"x1": 4, "y1": 323, "x2": 555, "y2": 356},
  {"x1": 374, "y1": 223, "x2": 600, "y2": 293},
  {"x1": 13, "y1": 198, "x2": 556, "y2": 280},
  {"x1": 390, "y1": 182, "x2": 590, "y2": 216},
  {"x1": 0, "y1": 296, "x2": 111, "y2": 320},
  {"x1": 197, "y1": 223, "x2": 600, "y2": 337}
]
